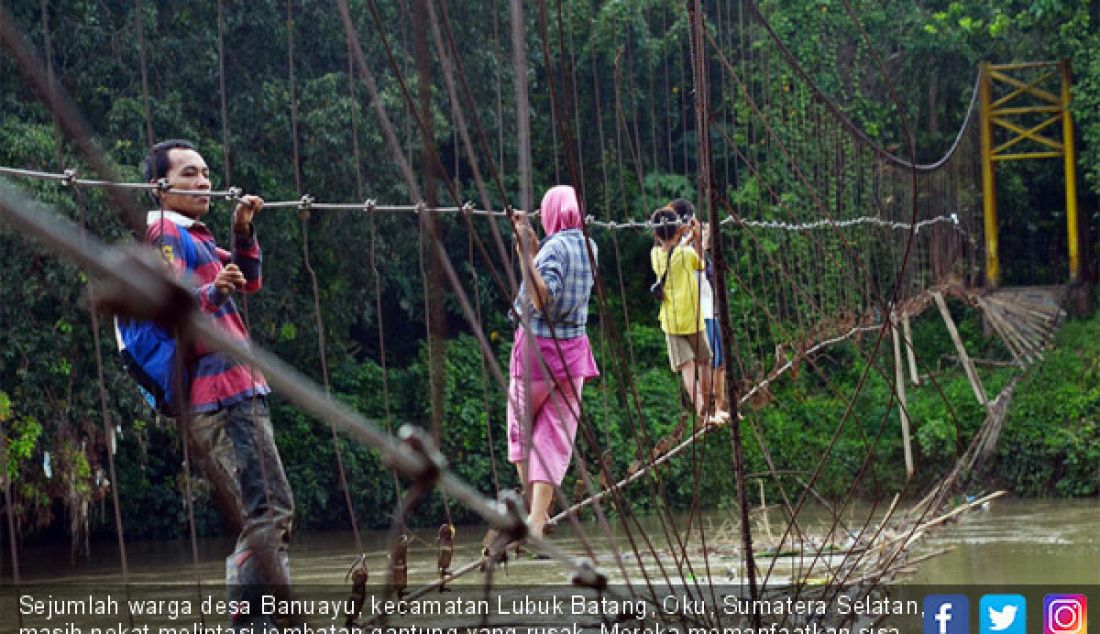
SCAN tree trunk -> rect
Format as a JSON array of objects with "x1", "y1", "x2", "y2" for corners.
[{"x1": 928, "y1": 77, "x2": 939, "y2": 137}]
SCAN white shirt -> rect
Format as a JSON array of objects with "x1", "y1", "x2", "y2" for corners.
[{"x1": 681, "y1": 232, "x2": 714, "y2": 319}]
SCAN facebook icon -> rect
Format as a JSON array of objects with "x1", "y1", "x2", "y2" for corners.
[{"x1": 924, "y1": 595, "x2": 970, "y2": 634}]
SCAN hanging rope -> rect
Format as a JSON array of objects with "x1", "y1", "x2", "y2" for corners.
[
  {"x1": 446, "y1": 0, "x2": 695, "y2": 589},
  {"x1": 437, "y1": 0, "x2": 686, "y2": 603},
  {"x1": 75, "y1": 186, "x2": 136, "y2": 630},
  {"x1": 345, "y1": 30, "x2": 365, "y2": 201},
  {"x1": 284, "y1": 0, "x2": 365, "y2": 555},
  {"x1": 428, "y1": 0, "x2": 517, "y2": 290},
  {"x1": 366, "y1": 201, "x2": 403, "y2": 501},
  {"x1": 463, "y1": 206, "x2": 502, "y2": 498},
  {"x1": 37, "y1": 0, "x2": 62, "y2": 168},
  {"x1": 359, "y1": 0, "x2": 515, "y2": 306},
  {"x1": 415, "y1": 201, "x2": 455, "y2": 528},
  {"x1": 216, "y1": 0, "x2": 232, "y2": 184},
  {"x1": 688, "y1": 1, "x2": 759, "y2": 613},
  {"x1": 525, "y1": 14, "x2": 717, "y2": 587},
  {"x1": 133, "y1": 0, "x2": 154, "y2": 148}
]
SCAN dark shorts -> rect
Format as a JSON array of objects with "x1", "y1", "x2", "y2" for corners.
[{"x1": 705, "y1": 318, "x2": 724, "y2": 369}]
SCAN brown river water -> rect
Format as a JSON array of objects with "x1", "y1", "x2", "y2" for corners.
[
  {"x1": 3, "y1": 497, "x2": 1095, "y2": 632},
  {"x1": 8, "y1": 497, "x2": 1096, "y2": 585}
]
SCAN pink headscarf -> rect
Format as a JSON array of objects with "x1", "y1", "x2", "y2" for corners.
[{"x1": 539, "y1": 185, "x2": 582, "y2": 235}]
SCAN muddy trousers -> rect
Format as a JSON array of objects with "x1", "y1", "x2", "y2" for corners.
[{"x1": 188, "y1": 396, "x2": 295, "y2": 629}]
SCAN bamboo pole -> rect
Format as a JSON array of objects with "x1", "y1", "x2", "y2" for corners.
[
  {"x1": 934, "y1": 292, "x2": 988, "y2": 407},
  {"x1": 891, "y1": 317, "x2": 914, "y2": 477},
  {"x1": 902, "y1": 313, "x2": 920, "y2": 385},
  {"x1": 902, "y1": 490, "x2": 1008, "y2": 549},
  {"x1": 976, "y1": 299, "x2": 1031, "y2": 366},
  {"x1": 986, "y1": 299, "x2": 1051, "y2": 353},
  {"x1": 994, "y1": 311, "x2": 1046, "y2": 358}
]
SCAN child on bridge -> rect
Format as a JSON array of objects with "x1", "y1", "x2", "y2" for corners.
[{"x1": 651, "y1": 206, "x2": 715, "y2": 421}]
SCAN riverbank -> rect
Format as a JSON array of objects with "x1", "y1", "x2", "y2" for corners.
[{"x1": 991, "y1": 311, "x2": 1100, "y2": 497}]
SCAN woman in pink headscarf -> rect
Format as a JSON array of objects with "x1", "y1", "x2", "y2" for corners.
[{"x1": 508, "y1": 185, "x2": 599, "y2": 541}]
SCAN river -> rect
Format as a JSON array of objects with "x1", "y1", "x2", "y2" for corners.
[{"x1": 8, "y1": 497, "x2": 1096, "y2": 586}]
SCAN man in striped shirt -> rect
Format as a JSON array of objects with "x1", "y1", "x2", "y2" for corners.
[{"x1": 144, "y1": 139, "x2": 293, "y2": 627}]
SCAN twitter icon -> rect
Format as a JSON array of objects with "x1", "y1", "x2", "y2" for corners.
[{"x1": 981, "y1": 594, "x2": 1026, "y2": 634}]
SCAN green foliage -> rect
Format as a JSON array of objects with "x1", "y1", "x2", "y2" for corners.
[
  {"x1": 0, "y1": 394, "x2": 43, "y2": 481},
  {"x1": 995, "y1": 313, "x2": 1100, "y2": 496}
]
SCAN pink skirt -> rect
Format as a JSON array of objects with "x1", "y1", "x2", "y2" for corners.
[
  {"x1": 506, "y1": 375, "x2": 586, "y2": 485},
  {"x1": 506, "y1": 329, "x2": 598, "y2": 485},
  {"x1": 508, "y1": 329, "x2": 599, "y2": 381}
]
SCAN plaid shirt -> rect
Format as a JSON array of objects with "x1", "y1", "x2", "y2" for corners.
[
  {"x1": 513, "y1": 228, "x2": 597, "y2": 338},
  {"x1": 146, "y1": 210, "x2": 270, "y2": 413}
]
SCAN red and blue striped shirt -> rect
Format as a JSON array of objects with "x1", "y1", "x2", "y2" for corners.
[{"x1": 146, "y1": 210, "x2": 270, "y2": 413}]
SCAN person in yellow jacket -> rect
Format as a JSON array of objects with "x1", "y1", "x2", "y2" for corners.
[{"x1": 650, "y1": 206, "x2": 712, "y2": 418}]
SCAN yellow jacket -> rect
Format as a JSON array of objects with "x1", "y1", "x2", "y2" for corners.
[{"x1": 651, "y1": 244, "x2": 705, "y2": 334}]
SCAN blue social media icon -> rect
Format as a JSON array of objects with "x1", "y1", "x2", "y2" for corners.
[
  {"x1": 981, "y1": 595, "x2": 1026, "y2": 634},
  {"x1": 925, "y1": 595, "x2": 970, "y2": 634}
]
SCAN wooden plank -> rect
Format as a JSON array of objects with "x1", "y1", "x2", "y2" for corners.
[
  {"x1": 989, "y1": 294, "x2": 1062, "y2": 322},
  {"x1": 985, "y1": 297, "x2": 1034, "y2": 361},
  {"x1": 989, "y1": 292, "x2": 1064, "y2": 316},
  {"x1": 977, "y1": 299, "x2": 1029, "y2": 366},
  {"x1": 978, "y1": 299, "x2": 1032, "y2": 366},
  {"x1": 902, "y1": 314, "x2": 920, "y2": 385},
  {"x1": 891, "y1": 320, "x2": 914, "y2": 478},
  {"x1": 934, "y1": 292, "x2": 988, "y2": 407},
  {"x1": 998, "y1": 304, "x2": 1059, "y2": 330},
  {"x1": 1003, "y1": 313, "x2": 1052, "y2": 351},
  {"x1": 985, "y1": 297, "x2": 1058, "y2": 343},
  {"x1": 993, "y1": 302, "x2": 1054, "y2": 351}
]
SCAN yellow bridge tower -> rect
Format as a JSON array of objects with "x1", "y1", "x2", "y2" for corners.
[{"x1": 979, "y1": 60, "x2": 1081, "y2": 288}]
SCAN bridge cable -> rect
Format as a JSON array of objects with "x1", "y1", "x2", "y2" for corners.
[
  {"x1": 76, "y1": 185, "x2": 136, "y2": 630},
  {"x1": 746, "y1": 0, "x2": 979, "y2": 173}
]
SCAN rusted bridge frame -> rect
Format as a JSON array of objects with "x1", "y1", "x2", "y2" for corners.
[{"x1": 979, "y1": 60, "x2": 1080, "y2": 287}]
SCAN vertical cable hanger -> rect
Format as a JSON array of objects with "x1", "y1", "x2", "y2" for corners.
[
  {"x1": 75, "y1": 185, "x2": 136, "y2": 630},
  {"x1": 286, "y1": 0, "x2": 365, "y2": 555},
  {"x1": 38, "y1": 0, "x2": 62, "y2": 168},
  {"x1": 133, "y1": 0, "x2": 154, "y2": 148},
  {"x1": 216, "y1": 0, "x2": 232, "y2": 184}
]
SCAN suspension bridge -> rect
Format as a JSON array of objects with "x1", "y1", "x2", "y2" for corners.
[{"x1": 0, "y1": 1, "x2": 1084, "y2": 631}]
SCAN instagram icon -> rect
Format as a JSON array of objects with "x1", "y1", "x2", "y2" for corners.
[{"x1": 1045, "y1": 594, "x2": 1088, "y2": 634}]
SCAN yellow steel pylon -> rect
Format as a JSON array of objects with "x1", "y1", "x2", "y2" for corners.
[{"x1": 979, "y1": 60, "x2": 1080, "y2": 287}]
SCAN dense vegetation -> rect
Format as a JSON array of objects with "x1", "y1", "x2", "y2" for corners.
[{"x1": 0, "y1": 0, "x2": 1097, "y2": 555}]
